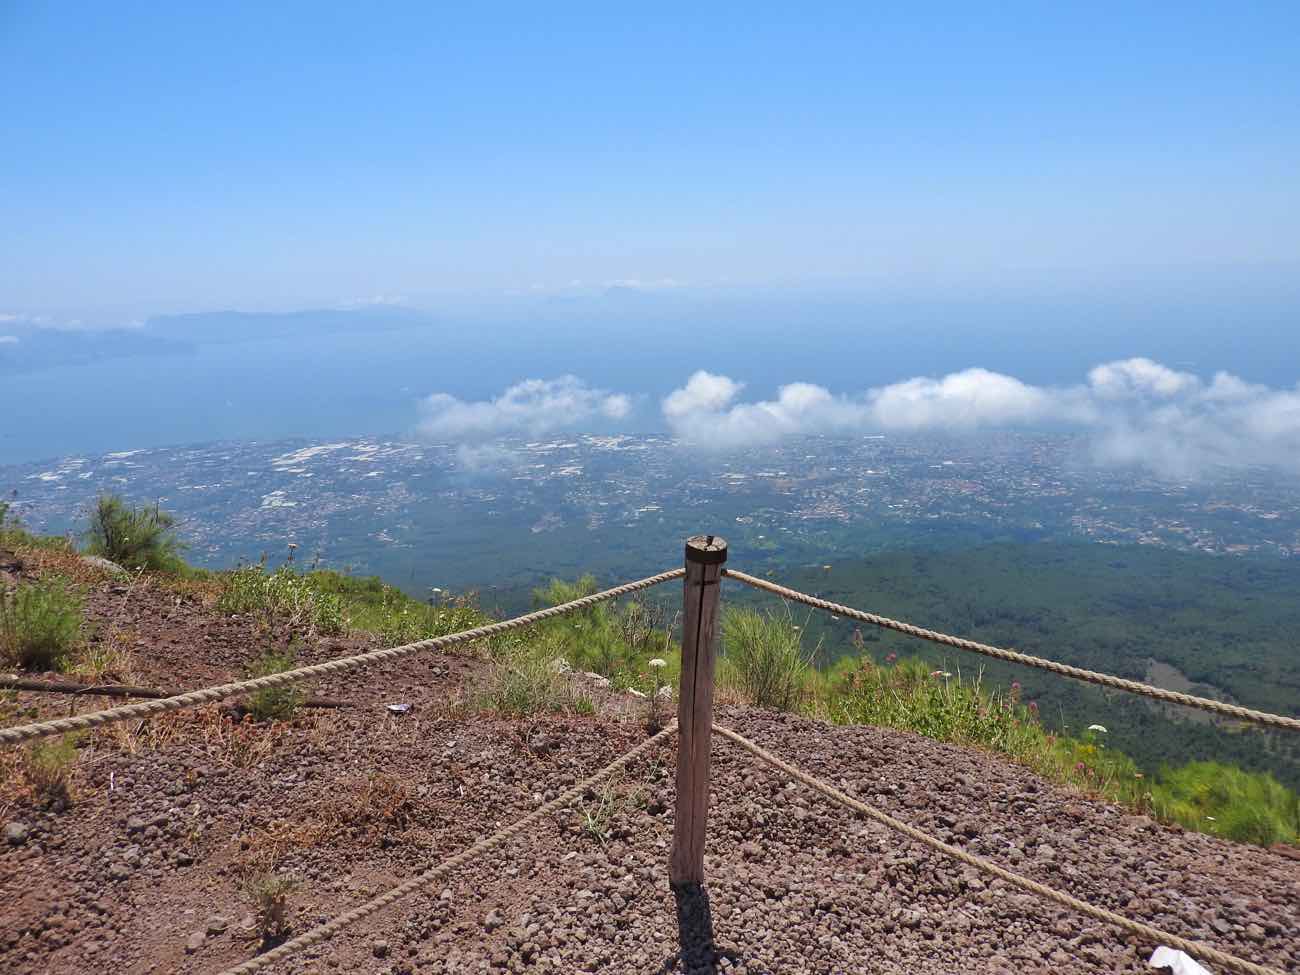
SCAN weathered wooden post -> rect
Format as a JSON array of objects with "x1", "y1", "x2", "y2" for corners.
[{"x1": 670, "y1": 534, "x2": 727, "y2": 889}]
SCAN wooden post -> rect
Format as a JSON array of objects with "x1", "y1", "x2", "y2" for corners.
[{"x1": 670, "y1": 533, "x2": 727, "y2": 889}]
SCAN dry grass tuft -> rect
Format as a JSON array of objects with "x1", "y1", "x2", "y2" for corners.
[
  {"x1": 0, "y1": 734, "x2": 83, "y2": 811},
  {"x1": 235, "y1": 772, "x2": 426, "y2": 874},
  {"x1": 66, "y1": 626, "x2": 140, "y2": 684}
]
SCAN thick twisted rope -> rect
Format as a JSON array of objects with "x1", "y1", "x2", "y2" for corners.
[
  {"x1": 713, "y1": 723, "x2": 1286, "y2": 975},
  {"x1": 725, "y1": 569, "x2": 1300, "y2": 732},
  {"x1": 0, "y1": 568, "x2": 683, "y2": 746},
  {"x1": 219, "y1": 723, "x2": 677, "y2": 975}
]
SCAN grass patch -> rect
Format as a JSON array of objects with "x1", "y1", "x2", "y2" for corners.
[
  {"x1": 1151, "y1": 761, "x2": 1299, "y2": 846},
  {"x1": 313, "y1": 571, "x2": 487, "y2": 644},
  {"x1": 218, "y1": 565, "x2": 345, "y2": 636},
  {"x1": 5, "y1": 734, "x2": 83, "y2": 808},
  {"x1": 0, "y1": 500, "x2": 73, "y2": 553},
  {"x1": 244, "y1": 650, "x2": 303, "y2": 722},
  {"x1": 476, "y1": 647, "x2": 593, "y2": 717},
  {"x1": 0, "y1": 577, "x2": 83, "y2": 670}
]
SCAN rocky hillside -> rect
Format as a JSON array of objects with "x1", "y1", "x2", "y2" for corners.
[{"x1": 1, "y1": 555, "x2": 1296, "y2": 975}]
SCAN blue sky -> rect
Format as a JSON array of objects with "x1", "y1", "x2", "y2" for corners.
[{"x1": 2, "y1": 3, "x2": 1298, "y2": 321}]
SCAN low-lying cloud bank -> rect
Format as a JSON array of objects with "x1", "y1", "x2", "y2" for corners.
[
  {"x1": 418, "y1": 376, "x2": 630, "y2": 440},
  {"x1": 418, "y1": 359, "x2": 1300, "y2": 479},
  {"x1": 664, "y1": 359, "x2": 1300, "y2": 478}
]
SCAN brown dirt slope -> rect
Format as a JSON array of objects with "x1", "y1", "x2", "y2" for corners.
[{"x1": 1, "y1": 562, "x2": 1296, "y2": 975}]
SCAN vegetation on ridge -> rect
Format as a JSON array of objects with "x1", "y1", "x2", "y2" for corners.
[{"x1": 1, "y1": 496, "x2": 1295, "y2": 847}]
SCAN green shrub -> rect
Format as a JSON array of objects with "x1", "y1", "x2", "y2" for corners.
[
  {"x1": 84, "y1": 494, "x2": 184, "y2": 571},
  {"x1": 0, "y1": 577, "x2": 83, "y2": 669},
  {"x1": 721, "y1": 606, "x2": 814, "y2": 711},
  {"x1": 531, "y1": 576, "x2": 673, "y2": 677},
  {"x1": 245, "y1": 651, "x2": 303, "y2": 721},
  {"x1": 1151, "y1": 761, "x2": 1299, "y2": 846},
  {"x1": 218, "y1": 566, "x2": 345, "y2": 636}
]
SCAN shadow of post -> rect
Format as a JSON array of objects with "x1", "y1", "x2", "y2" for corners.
[{"x1": 673, "y1": 883, "x2": 716, "y2": 969}]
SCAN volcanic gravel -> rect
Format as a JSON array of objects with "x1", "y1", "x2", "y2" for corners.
[{"x1": 2, "y1": 561, "x2": 1297, "y2": 974}]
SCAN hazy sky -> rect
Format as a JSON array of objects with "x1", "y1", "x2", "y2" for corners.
[{"x1": 3, "y1": 3, "x2": 1298, "y2": 321}]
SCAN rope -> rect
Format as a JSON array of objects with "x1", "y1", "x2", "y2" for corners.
[
  {"x1": 218, "y1": 723, "x2": 677, "y2": 975},
  {"x1": 724, "y1": 568, "x2": 1300, "y2": 732},
  {"x1": 712, "y1": 723, "x2": 1285, "y2": 975},
  {"x1": 0, "y1": 568, "x2": 684, "y2": 746}
]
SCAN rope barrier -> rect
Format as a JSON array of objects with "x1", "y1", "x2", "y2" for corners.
[
  {"x1": 0, "y1": 568, "x2": 684, "y2": 746},
  {"x1": 218, "y1": 723, "x2": 677, "y2": 975},
  {"x1": 712, "y1": 723, "x2": 1286, "y2": 975},
  {"x1": 724, "y1": 568, "x2": 1300, "y2": 732}
]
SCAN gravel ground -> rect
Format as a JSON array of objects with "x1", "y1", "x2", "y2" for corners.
[{"x1": 2, "y1": 557, "x2": 1297, "y2": 974}]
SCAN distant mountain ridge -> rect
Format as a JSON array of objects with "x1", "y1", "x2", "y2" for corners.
[
  {"x1": 0, "y1": 325, "x2": 192, "y2": 376},
  {"x1": 144, "y1": 305, "x2": 430, "y2": 344},
  {"x1": 0, "y1": 306, "x2": 431, "y2": 375}
]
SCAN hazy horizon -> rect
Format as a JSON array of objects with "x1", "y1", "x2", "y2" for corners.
[{"x1": 3, "y1": 4, "x2": 1298, "y2": 473}]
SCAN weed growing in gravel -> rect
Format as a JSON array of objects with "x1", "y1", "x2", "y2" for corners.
[
  {"x1": 0, "y1": 576, "x2": 83, "y2": 670},
  {"x1": 244, "y1": 650, "x2": 304, "y2": 722},
  {"x1": 721, "y1": 606, "x2": 817, "y2": 712},
  {"x1": 84, "y1": 493, "x2": 185, "y2": 572},
  {"x1": 580, "y1": 781, "x2": 620, "y2": 845},
  {"x1": 243, "y1": 873, "x2": 298, "y2": 944}
]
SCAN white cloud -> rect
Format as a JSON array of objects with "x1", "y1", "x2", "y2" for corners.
[
  {"x1": 662, "y1": 371, "x2": 744, "y2": 419},
  {"x1": 1087, "y1": 357, "x2": 1199, "y2": 399},
  {"x1": 0, "y1": 335, "x2": 18, "y2": 344},
  {"x1": 663, "y1": 375, "x2": 868, "y2": 448},
  {"x1": 453, "y1": 443, "x2": 524, "y2": 472},
  {"x1": 866, "y1": 368, "x2": 1084, "y2": 431},
  {"x1": 660, "y1": 360, "x2": 1300, "y2": 478},
  {"x1": 418, "y1": 376, "x2": 632, "y2": 440}
]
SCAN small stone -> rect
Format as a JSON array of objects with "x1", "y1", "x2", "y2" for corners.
[
  {"x1": 4, "y1": 822, "x2": 29, "y2": 846},
  {"x1": 125, "y1": 816, "x2": 147, "y2": 835},
  {"x1": 206, "y1": 916, "x2": 229, "y2": 935},
  {"x1": 484, "y1": 909, "x2": 504, "y2": 931},
  {"x1": 108, "y1": 863, "x2": 131, "y2": 881},
  {"x1": 371, "y1": 940, "x2": 390, "y2": 958},
  {"x1": 185, "y1": 930, "x2": 206, "y2": 953}
]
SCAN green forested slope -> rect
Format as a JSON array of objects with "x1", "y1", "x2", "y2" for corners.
[{"x1": 772, "y1": 543, "x2": 1300, "y2": 788}]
